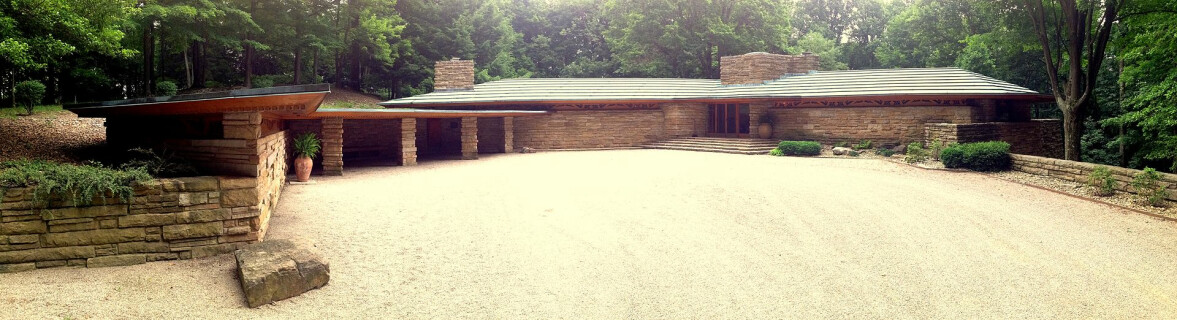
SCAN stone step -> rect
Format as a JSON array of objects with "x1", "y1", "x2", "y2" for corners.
[
  {"x1": 644, "y1": 142, "x2": 777, "y2": 151},
  {"x1": 666, "y1": 137, "x2": 778, "y2": 143},
  {"x1": 642, "y1": 145, "x2": 773, "y2": 155}
]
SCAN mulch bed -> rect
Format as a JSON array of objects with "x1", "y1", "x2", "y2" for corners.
[{"x1": 0, "y1": 110, "x2": 106, "y2": 164}]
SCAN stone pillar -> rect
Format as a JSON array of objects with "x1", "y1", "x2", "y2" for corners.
[
  {"x1": 503, "y1": 117, "x2": 514, "y2": 153},
  {"x1": 461, "y1": 117, "x2": 478, "y2": 160},
  {"x1": 321, "y1": 118, "x2": 344, "y2": 176},
  {"x1": 400, "y1": 118, "x2": 417, "y2": 165}
]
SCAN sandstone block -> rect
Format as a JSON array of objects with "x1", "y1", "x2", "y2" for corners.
[
  {"x1": 87, "y1": 254, "x2": 146, "y2": 268},
  {"x1": 0, "y1": 246, "x2": 96, "y2": 264},
  {"x1": 235, "y1": 240, "x2": 330, "y2": 308},
  {"x1": 8, "y1": 234, "x2": 38, "y2": 244},
  {"x1": 146, "y1": 253, "x2": 179, "y2": 262},
  {"x1": 49, "y1": 221, "x2": 99, "y2": 233},
  {"x1": 176, "y1": 209, "x2": 231, "y2": 223},
  {"x1": 119, "y1": 213, "x2": 177, "y2": 228},
  {"x1": 41, "y1": 228, "x2": 146, "y2": 247},
  {"x1": 220, "y1": 177, "x2": 257, "y2": 190},
  {"x1": 163, "y1": 222, "x2": 223, "y2": 241},
  {"x1": 0, "y1": 221, "x2": 46, "y2": 235},
  {"x1": 40, "y1": 205, "x2": 128, "y2": 220},
  {"x1": 118, "y1": 242, "x2": 171, "y2": 254},
  {"x1": 222, "y1": 189, "x2": 260, "y2": 207},
  {"x1": 192, "y1": 243, "x2": 238, "y2": 259},
  {"x1": 35, "y1": 260, "x2": 67, "y2": 268},
  {"x1": 0, "y1": 263, "x2": 36, "y2": 273},
  {"x1": 175, "y1": 177, "x2": 219, "y2": 192}
]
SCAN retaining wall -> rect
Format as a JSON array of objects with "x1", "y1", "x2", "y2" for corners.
[{"x1": 1011, "y1": 154, "x2": 1177, "y2": 202}]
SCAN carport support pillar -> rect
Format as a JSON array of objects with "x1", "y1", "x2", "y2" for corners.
[
  {"x1": 461, "y1": 117, "x2": 478, "y2": 160},
  {"x1": 321, "y1": 117, "x2": 344, "y2": 176},
  {"x1": 503, "y1": 117, "x2": 514, "y2": 153},
  {"x1": 400, "y1": 118, "x2": 417, "y2": 166}
]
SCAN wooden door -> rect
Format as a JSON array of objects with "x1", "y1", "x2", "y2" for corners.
[{"x1": 708, "y1": 104, "x2": 751, "y2": 137}]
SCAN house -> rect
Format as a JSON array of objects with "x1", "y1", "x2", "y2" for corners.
[{"x1": 67, "y1": 52, "x2": 1059, "y2": 177}]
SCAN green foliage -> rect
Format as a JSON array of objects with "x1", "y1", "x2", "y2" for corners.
[
  {"x1": 834, "y1": 141, "x2": 849, "y2": 148},
  {"x1": 0, "y1": 160, "x2": 151, "y2": 208},
  {"x1": 1131, "y1": 168, "x2": 1169, "y2": 207},
  {"x1": 293, "y1": 133, "x2": 321, "y2": 159},
  {"x1": 875, "y1": 148, "x2": 896, "y2": 157},
  {"x1": 852, "y1": 140, "x2": 872, "y2": 150},
  {"x1": 928, "y1": 139, "x2": 946, "y2": 160},
  {"x1": 904, "y1": 142, "x2": 929, "y2": 164},
  {"x1": 14, "y1": 80, "x2": 45, "y2": 115},
  {"x1": 0, "y1": 105, "x2": 62, "y2": 118},
  {"x1": 155, "y1": 81, "x2": 178, "y2": 96},
  {"x1": 848, "y1": 150, "x2": 860, "y2": 157},
  {"x1": 939, "y1": 141, "x2": 1011, "y2": 171},
  {"x1": 1087, "y1": 166, "x2": 1118, "y2": 197},
  {"x1": 790, "y1": 32, "x2": 848, "y2": 70},
  {"x1": 252, "y1": 77, "x2": 275, "y2": 89},
  {"x1": 119, "y1": 148, "x2": 198, "y2": 178},
  {"x1": 773, "y1": 141, "x2": 822, "y2": 156},
  {"x1": 769, "y1": 148, "x2": 785, "y2": 157}
]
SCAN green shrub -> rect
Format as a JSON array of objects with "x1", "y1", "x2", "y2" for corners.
[
  {"x1": 834, "y1": 141, "x2": 849, "y2": 148},
  {"x1": 294, "y1": 133, "x2": 321, "y2": 159},
  {"x1": 1131, "y1": 168, "x2": 1169, "y2": 207},
  {"x1": 875, "y1": 148, "x2": 896, "y2": 157},
  {"x1": 15, "y1": 80, "x2": 46, "y2": 115},
  {"x1": 253, "y1": 75, "x2": 292, "y2": 89},
  {"x1": 848, "y1": 150, "x2": 860, "y2": 157},
  {"x1": 1087, "y1": 166, "x2": 1118, "y2": 197},
  {"x1": 120, "y1": 148, "x2": 198, "y2": 178},
  {"x1": 156, "y1": 80, "x2": 179, "y2": 96},
  {"x1": 929, "y1": 139, "x2": 946, "y2": 160},
  {"x1": 769, "y1": 148, "x2": 785, "y2": 156},
  {"x1": 939, "y1": 141, "x2": 1011, "y2": 171},
  {"x1": 252, "y1": 77, "x2": 275, "y2": 88},
  {"x1": 904, "y1": 142, "x2": 929, "y2": 164},
  {"x1": 852, "y1": 140, "x2": 872, "y2": 150},
  {"x1": 774, "y1": 141, "x2": 821, "y2": 156},
  {"x1": 0, "y1": 160, "x2": 151, "y2": 208}
]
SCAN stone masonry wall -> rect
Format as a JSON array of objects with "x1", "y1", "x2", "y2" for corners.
[
  {"x1": 925, "y1": 120, "x2": 1063, "y2": 158},
  {"x1": 434, "y1": 59, "x2": 475, "y2": 91},
  {"x1": 771, "y1": 106, "x2": 974, "y2": 145},
  {"x1": 1011, "y1": 154, "x2": 1177, "y2": 203},
  {"x1": 720, "y1": 53, "x2": 820, "y2": 85},
  {"x1": 513, "y1": 110, "x2": 666, "y2": 149},
  {"x1": 662, "y1": 103, "x2": 708, "y2": 138}
]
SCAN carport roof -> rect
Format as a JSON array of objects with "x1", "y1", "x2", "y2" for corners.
[{"x1": 380, "y1": 68, "x2": 1054, "y2": 107}]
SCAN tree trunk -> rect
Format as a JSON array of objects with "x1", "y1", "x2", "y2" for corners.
[
  {"x1": 312, "y1": 49, "x2": 319, "y2": 84},
  {"x1": 193, "y1": 39, "x2": 207, "y2": 88},
  {"x1": 1061, "y1": 107, "x2": 1082, "y2": 161},
  {"x1": 183, "y1": 48, "x2": 193, "y2": 89},
  {"x1": 244, "y1": 0, "x2": 256, "y2": 88},
  {"x1": 294, "y1": 48, "x2": 302, "y2": 85},
  {"x1": 142, "y1": 20, "x2": 155, "y2": 96}
]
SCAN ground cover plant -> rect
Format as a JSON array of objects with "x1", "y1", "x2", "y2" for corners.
[
  {"x1": 939, "y1": 141, "x2": 1011, "y2": 171},
  {"x1": 904, "y1": 142, "x2": 929, "y2": 164},
  {"x1": 1087, "y1": 166, "x2": 1118, "y2": 197},
  {"x1": 853, "y1": 140, "x2": 872, "y2": 150},
  {"x1": 772, "y1": 141, "x2": 821, "y2": 156},
  {"x1": 0, "y1": 160, "x2": 152, "y2": 208},
  {"x1": 1131, "y1": 168, "x2": 1169, "y2": 207}
]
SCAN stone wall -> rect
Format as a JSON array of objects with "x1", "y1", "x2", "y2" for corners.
[
  {"x1": 434, "y1": 59, "x2": 475, "y2": 91},
  {"x1": 662, "y1": 103, "x2": 708, "y2": 138},
  {"x1": 771, "y1": 106, "x2": 974, "y2": 145},
  {"x1": 925, "y1": 120, "x2": 1063, "y2": 158},
  {"x1": 720, "y1": 53, "x2": 819, "y2": 85},
  {"x1": 513, "y1": 109, "x2": 666, "y2": 149},
  {"x1": 1011, "y1": 154, "x2": 1177, "y2": 203},
  {"x1": 0, "y1": 172, "x2": 284, "y2": 273}
]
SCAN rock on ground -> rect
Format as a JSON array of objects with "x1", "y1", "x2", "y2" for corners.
[{"x1": 235, "y1": 239, "x2": 330, "y2": 308}]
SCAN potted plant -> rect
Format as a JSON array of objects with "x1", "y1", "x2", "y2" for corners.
[
  {"x1": 757, "y1": 112, "x2": 776, "y2": 139},
  {"x1": 293, "y1": 133, "x2": 321, "y2": 182}
]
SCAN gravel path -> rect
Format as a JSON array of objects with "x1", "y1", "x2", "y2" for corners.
[{"x1": 3, "y1": 150, "x2": 1177, "y2": 319}]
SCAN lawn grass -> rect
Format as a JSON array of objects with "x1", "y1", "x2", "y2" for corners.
[{"x1": 0, "y1": 105, "x2": 65, "y2": 118}]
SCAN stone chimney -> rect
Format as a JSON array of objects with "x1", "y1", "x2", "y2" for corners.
[
  {"x1": 719, "y1": 52, "x2": 820, "y2": 85},
  {"x1": 434, "y1": 58, "x2": 475, "y2": 91}
]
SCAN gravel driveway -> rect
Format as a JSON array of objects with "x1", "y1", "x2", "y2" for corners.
[{"x1": 3, "y1": 150, "x2": 1177, "y2": 319}]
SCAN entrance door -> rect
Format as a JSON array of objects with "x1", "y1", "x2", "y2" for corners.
[
  {"x1": 425, "y1": 118, "x2": 444, "y2": 156},
  {"x1": 707, "y1": 103, "x2": 751, "y2": 137}
]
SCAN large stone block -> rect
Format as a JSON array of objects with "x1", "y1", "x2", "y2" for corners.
[
  {"x1": 0, "y1": 221, "x2": 47, "y2": 235},
  {"x1": 0, "y1": 263, "x2": 36, "y2": 273},
  {"x1": 118, "y1": 242, "x2": 171, "y2": 254},
  {"x1": 119, "y1": 213, "x2": 177, "y2": 227},
  {"x1": 162, "y1": 222, "x2": 223, "y2": 241},
  {"x1": 235, "y1": 240, "x2": 330, "y2": 308},
  {"x1": 41, "y1": 228, "x2": 146, "y2": 247},
  {"x1": 176, "y1": 209, "x2": 231, "y2": 223},
  {"x1": 40, "y1": 205, "x2": 128, "y2": 220},
  {"x1": 222, "y1": 189, "x2": 260, "y2": 207},
  {"x1": 0, "y1": 246, "x2": 96, "y2": 264},
  {"x1": 87, "y1": 254, "x2": 146, "y2": 268}
]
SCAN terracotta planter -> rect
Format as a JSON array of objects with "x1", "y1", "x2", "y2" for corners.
[
  {"x1": 294, "y1": 156, "x2": 313, "y2": 182},
  {"x1": 758, "y1": 123, "x2": 773, "y2": 139}
]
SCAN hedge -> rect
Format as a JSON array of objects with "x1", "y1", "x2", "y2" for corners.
[
  {"x1": 773, "y1": 141, "x2": 821, "y2": 156},
  {"x1": 940, "y1": 141, "x2": 1011, "y2": 171}
]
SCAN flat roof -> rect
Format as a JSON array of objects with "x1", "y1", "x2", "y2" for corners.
[{"x1": 381, "y1": 68, "x2": 1054, "y2": 107}]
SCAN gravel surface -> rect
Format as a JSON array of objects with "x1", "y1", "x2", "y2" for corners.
[
  {"x1": 0, "y1": 111, "x2": 105, "y2": 164},
  {"x1": 3, "y1": 150, "x2": 1177, "y2": 319}
]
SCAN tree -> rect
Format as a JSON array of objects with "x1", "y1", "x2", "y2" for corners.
[
  {"x1": 876, "y1": 0, "x2": 981, "y2": 68},
  {"x1": 1106, "y1": 0, "x2": 1177, "y2": 171},
  {"x1": 14, "y1": 80, "x2": 45, "y2": 115},
  {"x1": 1023, "y1": 0, "x2": 1123, "y2": 161}
]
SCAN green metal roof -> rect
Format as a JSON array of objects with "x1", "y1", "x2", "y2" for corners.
[{"x1": 380, "y1": 68, "x2": 1049, "y2": 107}]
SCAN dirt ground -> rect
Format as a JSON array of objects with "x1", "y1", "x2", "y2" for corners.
[{"x1": 3, "y1": 150, "x2": 1177, "y2": 319}]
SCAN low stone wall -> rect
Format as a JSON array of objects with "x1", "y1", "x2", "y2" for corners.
[
  {"x1": 925, "y1": 120, "x2": 1063, "y2": 158},
  {"x1": 0, "y1": 173, "x2": 283, "y2": 273},
  {"x1": 1011, "y1": 154, "x2": 1177, "y2": 202},
  {"x1": 513, "y1": 109, "x2": 665, "y2": 149},
  {"x1": 771, "y1": 105, "x2": 975, "y2": 145}
]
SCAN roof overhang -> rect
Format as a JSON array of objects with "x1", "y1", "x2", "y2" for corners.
[
  {"x1": 66, "y1": 84, "x2": 331, "y2": 118},
  {"x1": 380, "y1": 93, "x2": 1057, "y2": 108},
  {"x1": 280, "y1": 108, "x2": 549, "y2": 120}
]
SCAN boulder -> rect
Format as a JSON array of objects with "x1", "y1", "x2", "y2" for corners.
[
  {"x1": 832, "y1": 147, "x2": 853, "y2": 155},
  {"x1": 891, "y1": 144, "x2": 907, "y2": 154},
  {"x1": 235, "y1": 239, "x2": 329, "y2": 308}
]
